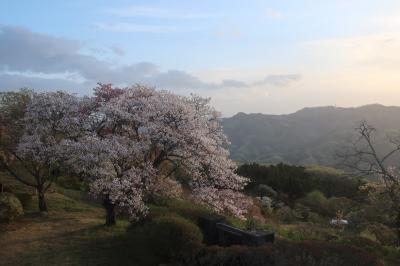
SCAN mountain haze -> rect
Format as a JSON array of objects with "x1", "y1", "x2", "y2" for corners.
[{"x1": 222, "y1": 104, "x2": 400, "y2": 166}]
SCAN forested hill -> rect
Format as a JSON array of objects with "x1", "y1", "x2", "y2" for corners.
[{"x1": 222, "y1": 104, "x2": 400, "y2": 166}]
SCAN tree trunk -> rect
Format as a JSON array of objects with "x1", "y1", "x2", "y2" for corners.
[
  {"x1": 396, "y1": 209, "x2": 400, "y2": 246},
  {"x1": 103, "y1": 197, "x2": 116, "y2": 226},
  {"x1": 38, "y1": 191, "x2": 48, "y2": 212}
]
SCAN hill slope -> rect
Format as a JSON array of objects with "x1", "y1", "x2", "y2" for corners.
[{"x1": 222, "y1": 104, "x2": 400, "y2": 166}]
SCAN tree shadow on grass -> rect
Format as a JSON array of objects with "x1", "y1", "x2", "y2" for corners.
[{"x1": 5, "y1": 223, "x2": 162, "y2": 266}]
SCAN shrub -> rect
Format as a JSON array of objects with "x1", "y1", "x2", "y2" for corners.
[
  {"x1": 294, "y1": 203, "x2": 311, "y2": 221},
  {"x1": 298, "y1": 190, "x2": 330, "y2": 216},
  {"x1": 275, "y1": 206, "x2": 299, "y2": 223},
  {"x1": 256, "y1": 184, "x2": 277, "y2": 198},
  {"x1": 238, "y1": 163, "x2": 317, "y2": 202},
  {"x1": 150, "y1": 198, "x2": 215, "y2": 223},
  {"x1": 307, "y1": 166, "x2": 365, "y2": 200},
  {"x1": 308, "y1": 211, "x2": 326, "y2": 225},
  {"x1": 245, "y1": 216, "x2": 259, "y2": 231},
  {"x1": 365, "y1": 223, "x2": 397, "y2": 246},
  {"x1": 346, "y1": 209, "x2": 367, "y2": 230},
  {"x1": 192, "y1": 245, "x2": 274, "y2": 266},
  {"x1": 14, "y1": 192, "x2": 33, "y2": 209},
  {"x1": 147, "y1": 214, "x2": 204, "y2": 263},
  {"x1": 284, "y1": 223, "x2": 338, "y2": 242},
  {"x1": 256, "y1": 196, "x2": 273, "y2": 216},
  {"x1": 276, "y1": 239, "x2": 383, "y2": 266},
  {"x1": 327, "y1": 197, "x2": 355, "y2": 217},
  {"x1": 191, "y1": 240, "x2": 382, "y2": 266},
  {"x1": 55, "y1": 175, "x2": 82, "y2": 190},
  {"x1": 0, "y1": 192, "x2": 24, "y2": 222},
  {"x1": 338, "y1": 236, "x2": 384, "y2": 254}
]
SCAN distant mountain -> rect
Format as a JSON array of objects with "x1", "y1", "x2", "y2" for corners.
[{"x1": 222, "y1": 104, "x2": 400, "y2": 166}]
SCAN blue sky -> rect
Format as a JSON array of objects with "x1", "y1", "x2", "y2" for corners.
[{"x1": 1, "y1": 1, "x2": 400, "y2": 115}]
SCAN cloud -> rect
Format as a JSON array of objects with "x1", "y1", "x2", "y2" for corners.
[
  {"x1": 213, "y1": 29, "x2": 242, "y2": 39},
  {"x1": 253, "y1": 74, "x2": 301, "y2": 87},
  {"x1": 0, "y1": 73, "x2": 90, "y2": 94},
  {"x1": 105, "y1": 6, "x2": 215, "y2": 20},
  {"x1": 220, "y1": 79, "x2": 247, "y2": 88},
  {"x1": 111, "y1": 45, "x2": 125, "y2": 56},
  {"x1": 93, "y1": 22, "x2": 193, "y2": 33},
  {"x1": 265, "y1": 8, "x2": 282, "y2": 19},
  {"x1": 0, "y1": 25, "x2": 300, "y2": 93},
  {"x1": 305, "y1": 32, "x2": 400, "y2": 69}
]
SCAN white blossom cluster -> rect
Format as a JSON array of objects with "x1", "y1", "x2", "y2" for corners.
[
  {"x1": 16, "y1": 85, "x2": 251, "y2": 220},
  {"x1": 16, "y1": 91, "x2": 86, "y2": 176}
]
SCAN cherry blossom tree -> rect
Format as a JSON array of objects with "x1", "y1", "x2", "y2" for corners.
[
  {"x1": 0, "y1": 90, "x2": 32, "y2": 167},
  {"x1": 0, "y1": 90, "x2": 32, "y2": 197},
  {"x1": 61, "y1": 84, "x2": 251, "y2": 224},
  {"x1": 1, "y1": 91, "x2": 86, "y2": 212}
]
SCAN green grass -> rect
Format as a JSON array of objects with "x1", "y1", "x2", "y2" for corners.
[
  {"x1": 305, "y1": 164, "x2": 346, "y2": 176},
  {"x1": 0, "y1": 171, "x2": 221, "y2": 266},
  {"x1": 0, "y1": 171, "x2": 160, "y2": 265}
]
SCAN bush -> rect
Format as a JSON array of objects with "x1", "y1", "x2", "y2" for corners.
[
  {"x1": 283, "y1": 223, "x2": 338, "y2": 242},
  {"x1": 245, "y1": 216, "x2": 259, "y2": 231},
  {"x1": 14, "y1": 192, "x2": 33, "y2": 209},
  {"x1": 365, "y1": 223, "x2": 397, "y2": 246},
  {"x1": 338, "y1": 236, "x2": 384, "y2": 254},
  {"x1": 256, "y1": 184, "x2": 277, "y2": 198},
  {"x1": 55, "y1": 175, "x2": 82, "y2": 190},
  {"x1": 308, "y1": 211, "x2": 326, "y2": 225},
  {"x1": 298, "y1": 190, "x2": 331, "y2": 216},
  {"x1": 294, "y1": 203, "x2": 311, "y2": 221},
  {"x1": 0, "y1": 192, "x2": 24, "y2": 222},
  {"x1": 275, "y1": 206, "x2": 299, "y2": 223},
  {"x1": 346, "y1": 209, "x2": 367, "y2": 230},
  {"x1": 191, "y1": 239, "x2": 382, "y2": 266},
  {"x1": 276, "y1": 239, "x2": 383, "y2": 266},
  {"x1": 150, "y1": 198, "x2": 215, "y2": 223},
  {"x1": 327, "y1": 197, "x2": 355, "y2": 217},
  {"x1": 147, "y1": 214, "x2": 204, "y2": 262},
  {"x1": 307, "y1": 166, "x2": 365, "y2": 200},
  {"x1": 192, "y1": 245, "x2": 274, "y2": 266}
]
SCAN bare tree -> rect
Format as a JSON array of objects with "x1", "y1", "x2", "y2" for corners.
[{"x1": 340, "y1": 121, "x2": 400, "y2": 245}]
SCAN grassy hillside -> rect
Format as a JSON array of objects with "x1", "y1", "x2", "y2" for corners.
[{"x1": 0, "y1": 172, "x2": 216, "y2": 265}]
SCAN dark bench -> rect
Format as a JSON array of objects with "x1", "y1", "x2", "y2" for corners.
[
  {"x1": 198, "y1": 215, "x2": 225, "y2": 245},
  {"x1": 198, "y1": 216, "x2": 275, "y2": 247}
]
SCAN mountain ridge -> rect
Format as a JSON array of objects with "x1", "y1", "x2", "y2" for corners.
[
  {"x1": 227, "y1": 104, "x2": 400, "y2": 118},
  {"x1": 222, "y1": 104, "x2": 400, "y2": 166}
]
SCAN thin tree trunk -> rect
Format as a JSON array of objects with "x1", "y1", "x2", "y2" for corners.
[
  {"x1": 103, "y1": 197, "x2": 116, "y2": 226},
  {"x1": 38, "y1": 191, "x2": 48, "y2": 212},
  {"x1": 396, "y1": 209, "x2": 400, "y2": 246}
]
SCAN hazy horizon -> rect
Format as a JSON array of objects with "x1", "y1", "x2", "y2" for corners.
[
  {"x1": 224, "y1": 103, "x2": 400, "y2": 117},
  {"x1": 1, "y1": 1, "x2": 400, "y2": 116}
]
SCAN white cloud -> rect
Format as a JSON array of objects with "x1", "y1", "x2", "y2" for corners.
[
  {"x1": 105, "y1": 6, "x2": 216, "y2": 20},
  {"x1": 304, "y1": 32, "x2": 400, "y2": 69},
  {"x1": 265, "y1": 8, "x2": 282, "y2": 19},
  {"x1": 93, "y1": 22, "x2": 191, "y2": 33},
  {"x1": 110, "y1": 45, "x2": 125, "y2": 56}
]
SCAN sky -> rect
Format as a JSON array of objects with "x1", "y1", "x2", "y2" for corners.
[{"x1": 1, "y1": 0, "x2": 400, "y2": 116}]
